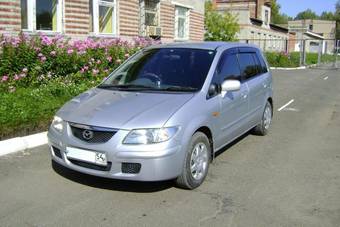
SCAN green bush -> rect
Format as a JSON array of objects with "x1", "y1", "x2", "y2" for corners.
[
  {"x1": 265, "y1": 51, "x2": 334, "y2": 68},
  {"x1": 0, "y1": 34, "x2": 157, "y2": 93}
]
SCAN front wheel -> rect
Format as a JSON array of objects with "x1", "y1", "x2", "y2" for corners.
[
  {"x1": 176, "y1": 132, "x2": 211, "y2": 189},
  {"x1": 252, "y1": 101, "x2": 272, "y2": 136}
]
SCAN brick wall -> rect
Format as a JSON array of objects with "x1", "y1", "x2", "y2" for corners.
[
  {"x1": 64, "y1": 0, "x2": 90, "y2": 35},
  {"x1": 160, "y1": 1, "x2": 175, "y2": 40},
  {"x1": 189, "y1": 11, "x2": 204, "y2": 41},
  {"x1": 118, "y1": 0, "x2": 139, "y2": 37},
  {"x1": 0, "y1": 0, "x2": 21, "y2": 33}
]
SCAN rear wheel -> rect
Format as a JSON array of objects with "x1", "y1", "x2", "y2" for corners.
[
  {"x1": 252, "y1": 101, "x2": 272, "y2": 136},
  {"x1": 176, "y1": 132, "x2": 211, "y2": 189}
]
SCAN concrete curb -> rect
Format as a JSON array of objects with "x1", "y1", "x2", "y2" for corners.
[
  {"x1": 0, "y1": 132, "x2": 48, "y2": 157},
  {"x1": 270, "y1": 64, "x2": 317, "y2": 70}
]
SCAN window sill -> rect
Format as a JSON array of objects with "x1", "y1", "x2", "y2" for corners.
[
  {"x1": 174, "y1": 38, "x2": 190, "y2": 42},
  {"x1": 21, "y1": 30, "x2": 62, "y2": 36},
  {"x1": 89, "y1": 33, "x2": 119, "y2": 38}
]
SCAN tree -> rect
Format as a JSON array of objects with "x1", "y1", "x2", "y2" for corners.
[
  {"x1": 204, "y1": 1, "x2": 240, "y2": 41},
  {"x1": 270, "y1": 0, "x2": 292, "y2": 24},
  {"x1": 295, "y1": 9, "x2": 319, "y2": 20},
  {"x1": 336, "y1": 0, "x2": 340, "y2": 39},
  {"x1": 320, "y1": 11, "x2": 335, "y2": 20}
]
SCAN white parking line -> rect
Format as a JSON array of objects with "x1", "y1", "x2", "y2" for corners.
[
  {"x1": 278, "y1": 99, "x2": 295, "y2": 112},
  {"x1": 324, "y1": 76, "x2": 329, "y2": 80}
]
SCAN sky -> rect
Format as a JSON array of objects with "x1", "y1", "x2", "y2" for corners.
[{"x1": 277, "y1": 0, "x2": 337, "y2": 18}]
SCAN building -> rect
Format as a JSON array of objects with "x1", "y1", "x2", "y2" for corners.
[
  {"x1": 0, "y1": 0, "x2": 205, "y2": 42},
  {"x1": 288, "y1": 19, "x2": 336, "y2": 54},
  {"x1": 214, "y1": 0, "x2": 291, "y2": 52}
]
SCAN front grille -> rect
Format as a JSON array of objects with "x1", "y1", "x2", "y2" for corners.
[
  {"x1": 69, "y1": 159, "x2": 112, "y2": 171},
  {"x1": 69, "y1": 123, "x2": 117, "y2": 143},
  {"x1": 52, "y1": 146, "x2": 62, "y2": 159},
  {"x1": 121, "y1": 163, "x2": 141, "y2": 174}
]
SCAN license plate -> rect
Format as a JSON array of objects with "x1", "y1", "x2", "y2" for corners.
[{"x1": 66, "y1": 147, "x2": 107, "y2": 166}]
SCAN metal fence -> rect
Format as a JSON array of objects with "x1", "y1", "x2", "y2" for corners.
[{"x1": 238, "y1": 38, "x2": 340, "y2": 69}]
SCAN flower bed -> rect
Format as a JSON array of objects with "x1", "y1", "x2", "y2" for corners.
[{"x1": 0, "y1": 33, "x2": 159, "y2": 140}]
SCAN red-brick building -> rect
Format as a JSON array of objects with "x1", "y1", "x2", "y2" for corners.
[{"x1": 0, "y1": 0, "x2": 204, "y2": 42}]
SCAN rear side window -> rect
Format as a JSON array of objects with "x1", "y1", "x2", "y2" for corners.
[
  {"x1": 257, "y1": 53, "x2": 268, "y2": 73},
  {"x1": 238, "y1": 53, "x2": 258, "y2": 80},
  {"x1": 215, "y1": 53, "x2": 241, "y2": 83}
]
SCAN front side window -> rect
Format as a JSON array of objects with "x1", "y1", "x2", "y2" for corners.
[
  {"x1": 214, "y1": 53, "x2": 241, "y2": 84},
  {"x1": 92, "y1": 0, "x2": 116, "y2": 34},
  {"x1": 238, "y1": 53, "x2": 258, "y2": 80},
  {"x1": 21, "y1": 0, "x2": 61, "y2": 31},
  {"x1": 99, "y1": 48, "x2": 216, "y2": 92},
  {"x1": 175, "y1": 6, "x2": 189, "y2": 40}
]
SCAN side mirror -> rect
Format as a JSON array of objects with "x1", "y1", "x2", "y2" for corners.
[
  {"x1": 208, "y1": 84, "x2": 219, "y2": 97},
  {"x1": 221, "y1": 80, "x2": 241, "y2": 96}
]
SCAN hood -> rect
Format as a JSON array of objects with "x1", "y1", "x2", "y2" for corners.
[{"x1": 57, "y1": 88, "x2": 194, "y2": 129}]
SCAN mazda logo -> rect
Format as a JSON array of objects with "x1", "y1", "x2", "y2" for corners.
[{"x1": 82, "y1": 130, "x2": 94, "y2": 140}]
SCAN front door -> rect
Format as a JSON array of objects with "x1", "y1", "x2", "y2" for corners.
[{"x1": 212, "y1": 49, "x2": 249, "y2": 149}]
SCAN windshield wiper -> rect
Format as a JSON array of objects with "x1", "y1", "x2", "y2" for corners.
[
  {"x1": 162, "y1": 86, "x2": 198, "y2": 92},
  {"x1": 98, "y1": 84, "x2": 155, "y2": 90}
]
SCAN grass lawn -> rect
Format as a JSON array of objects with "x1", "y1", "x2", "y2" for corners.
[{"x1": 0, "y1": 80, "x2": 92, "y2": 140}]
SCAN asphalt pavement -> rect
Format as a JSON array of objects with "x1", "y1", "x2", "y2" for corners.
[{"x1": 0, "y1": 68, "x2": 339, "y2": 227}]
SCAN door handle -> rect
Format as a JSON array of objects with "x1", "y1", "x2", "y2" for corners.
[
  {"x1": 263, "y1": 83, "x2": 267, "y2": 88},
  {"x1": 241, "y1": 93, "x2": 248, "y2": 99}
]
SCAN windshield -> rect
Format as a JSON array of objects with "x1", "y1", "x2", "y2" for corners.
[{"x1": 99, "y1": 48, "x2": 216, "y2": 92}]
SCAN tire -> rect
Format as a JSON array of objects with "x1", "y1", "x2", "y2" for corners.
[
  {"x1": 252, "y1": 101, "x2": 272, "y2": 136},
  {"x1": 176, "y1": 132, "x2": 211, "y2": 190}
]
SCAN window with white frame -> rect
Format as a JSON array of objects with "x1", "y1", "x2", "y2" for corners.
[
  {"x1": 20, "y1": 0, "x2": 62, "y2": 32},
  {"x1": 175, "y1": 6, "x2": 189, "y2": 40},
  {"x1": 139, "y1": 0, "x2": 160, "y2": 36},
  {"x1": 91, "y1": 0, "x2": 117, "y2": 35},
  {"x1": 144, "y1": 0, "x2": 159, "y2": 26}
]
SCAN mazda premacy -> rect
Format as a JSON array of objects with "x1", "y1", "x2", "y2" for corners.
[{"x1": 48, "y1": 42, "x2": 273, "y2": 189}]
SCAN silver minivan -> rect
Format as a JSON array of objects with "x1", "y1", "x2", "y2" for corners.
[{"x1": 48, "y1": 42, "x2": 273, "y2": 189}]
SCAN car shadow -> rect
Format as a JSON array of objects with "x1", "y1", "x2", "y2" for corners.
[
  {"x1": 214, "y1": 131, "x2": 252, "y2": 158},
  {"x1": 51, "y1": 160, "x2": 175, "y2": 193}
]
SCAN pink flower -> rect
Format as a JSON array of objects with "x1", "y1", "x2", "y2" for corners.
[
  {"x1": 96, "y1": 60, "x2": 101, "y2": 64},
  {"x1": 115, "y1": 59, "x2": 122, "y2": 64},
  {"x1": 106, "y1": 56, "x2": 112, "y2": 62},
  {"x1": 104, "y1": 69, "x2": 109, "y2": 73},
  {"x1": 83, "y1": 65, "x2": 89, "y2": 70},
  {"x1": 92, "y1": 69, "x2": 99, "y2": 75},
  {"x1": 19, "y1": 73, "x2": 26, "y2": 78},
  {"x1": 67, "y1": 49, "x2": 74, "y2": 55},
  {"x1": 124, "y1": 53, "x2": 130, "y2": 58},
  {"x1": 22, "y1": 68, "x2": 28, "y2": 73},
  {"x1": 41, "y1": 35, "x2": 52, "y2": 46},
  {"x1": 1, "y1": 75, "x2": 9, "y2": 82},
  {"x1": 50, "y1": 51, "x2": 56, "y2": 56},
  {"x1": 38, "y1": 53, "x2": 44, "y2": 57},
  {"x1": 14, "y1": 74, "x2": 20, "y2": 81},
  {"x1": 40, "y1": 56, "x2": 47, "y2": 62}
]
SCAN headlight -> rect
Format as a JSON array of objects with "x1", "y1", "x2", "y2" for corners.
[
  {"x1": 51, "y1": 116, "x2": 63, "y2": 133},
  {"x1": 123, "y1": 127, "x2": 179, "y2": 145}
]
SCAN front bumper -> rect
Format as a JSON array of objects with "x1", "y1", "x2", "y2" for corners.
[{"x1": 48, "y1": 126, "x2": 184, "y2": 181}]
